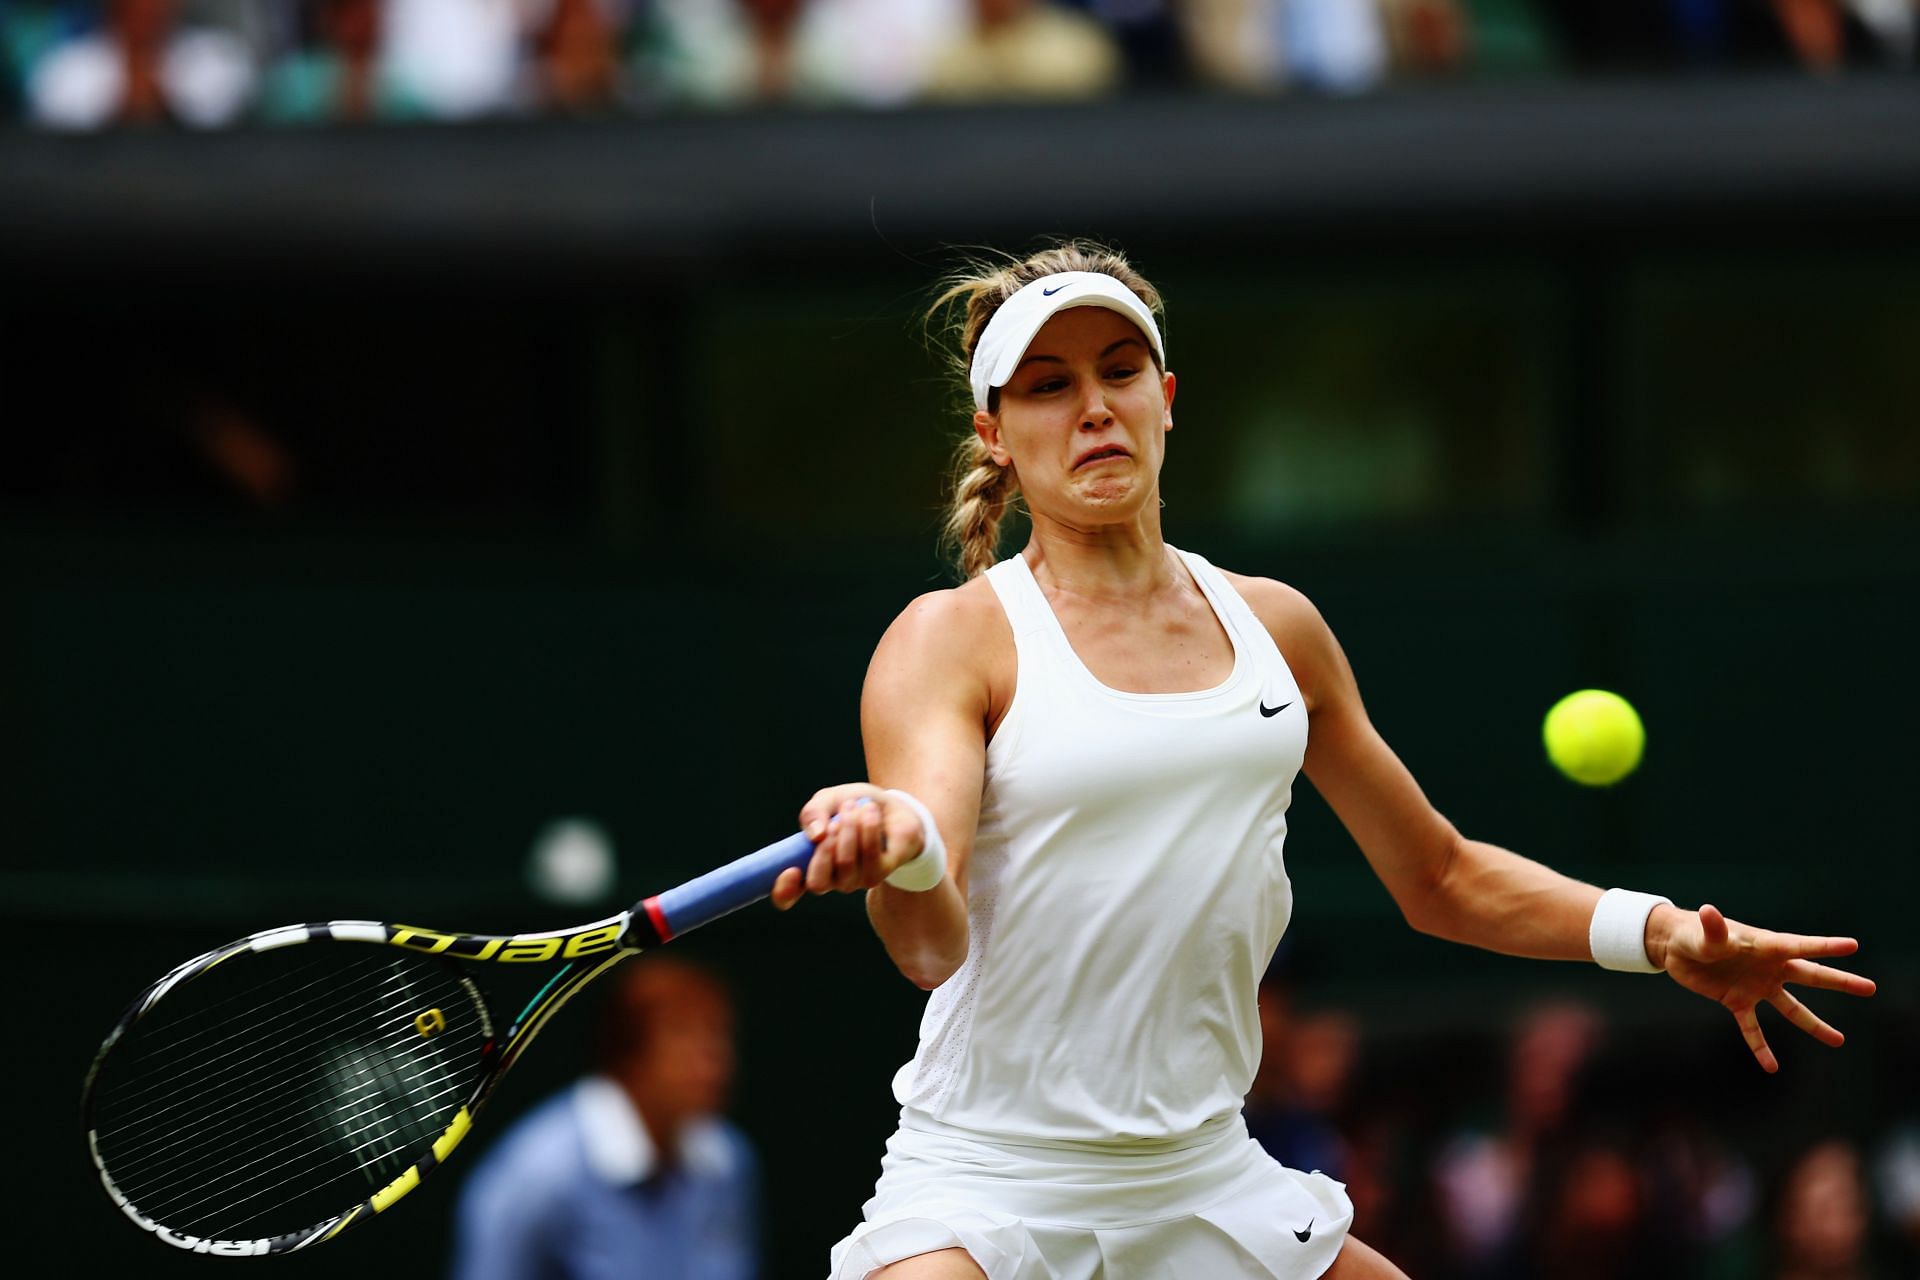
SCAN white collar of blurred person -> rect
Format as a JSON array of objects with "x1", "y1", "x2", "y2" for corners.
[
  {"x1": 970, "y1": 271, "x2": 1166, "y2": 411},
  {"x1": 572, "y1": 1076, "x2": 737, "y2": 1185}
]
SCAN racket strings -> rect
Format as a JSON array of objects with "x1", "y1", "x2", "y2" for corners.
[
  {"x1": 99, "y1": 967, "x2": 480, "y2": 1220},
  {"x1": 101, "y1": 961, "x2": 435, "y2": 1130},
  {"x1": 99, "y1": 952, "x2": 468, "y2": 1176},
  {"x1": 89, "y1": 945, "x2": 488, "y2": 1244},
  {"x1": 129, "y1": 969, "x2": 479, "y2": 1214},
  {"x1": 100, "y1": 959, "x2": 457, "y2": 1143},
  {"x1": 98, "y1": 964, "x2": 438, "y2": 1204},
  {"x1": 110, "y1": 951, "x2": 398, "y2": 1087},
  {"x1": 101, "y1": 955, "x2": 477, "y2": 1237},
  {"x1": 167, "y1": 1067, "x2": 471, "y2": 1240},
  {"x1": 106, "y1": 980, "x2": 471, "y2": 1204},
  {"x1": 201, "y1": 1076, "x2": 474, "y2": 1241}
]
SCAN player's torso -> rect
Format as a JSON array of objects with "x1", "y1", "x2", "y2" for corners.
[{"x1": 900, "y1": 548, "x2": 1308, "y2": 1143}]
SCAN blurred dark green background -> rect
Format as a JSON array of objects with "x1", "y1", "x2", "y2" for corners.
[{"x1": 4, "y1": 82, "x2": 1918, "y2": 1278}]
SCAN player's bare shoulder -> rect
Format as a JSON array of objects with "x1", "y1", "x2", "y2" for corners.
[
  {"x1": 1217, "y1": 568, "x2": 1343, "y2": 712},
  {"x1": 864, "y1": 577, "x2": 1012, "y2": 723},
  {"x1": 1217, "y1": 569, "x2": 1324, "y2": 644}
]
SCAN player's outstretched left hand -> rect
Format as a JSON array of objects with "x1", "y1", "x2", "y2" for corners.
[{"x1": 1656, "y1": 904, "x2": 1875, "y2": 1073}]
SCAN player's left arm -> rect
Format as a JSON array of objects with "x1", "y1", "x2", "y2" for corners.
[{"x1": 1227, "y1": 571, "x2": 1874, "y2": 1072}]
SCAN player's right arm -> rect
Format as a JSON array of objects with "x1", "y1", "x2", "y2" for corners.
[{"x1": 775, "y1": 583, "x2": 1003, "y2": 990}]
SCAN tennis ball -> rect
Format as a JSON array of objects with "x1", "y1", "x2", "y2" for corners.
[{"x1": 1542, "y1": 689, "x2": 1644, "y2": 786}]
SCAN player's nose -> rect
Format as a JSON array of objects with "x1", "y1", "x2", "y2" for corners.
[{"x1": 1076, "y1": 380, "x2": 1115, "y2": 428}]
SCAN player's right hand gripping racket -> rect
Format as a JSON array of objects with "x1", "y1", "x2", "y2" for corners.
[{"x1": 81, "y1": 831, "x2": 817, "y2": 1257}]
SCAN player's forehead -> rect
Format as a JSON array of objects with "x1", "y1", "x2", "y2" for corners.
[{"x1": 1019, "y1": 305, "x2": 1153, "y2": 363}]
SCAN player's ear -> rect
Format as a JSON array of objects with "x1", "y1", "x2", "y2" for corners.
[
  {"x1": 1162, "y1": 370, "x2": 1176, "y2": 432},
  {"x1": 974, "y1": 409, "x2": 1010, "y2": 467}
]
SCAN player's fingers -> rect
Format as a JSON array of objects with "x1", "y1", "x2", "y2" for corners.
[
  {"x1": 1734, "y1": 1006, "x2": 1778, "y2": 1074},
  {"x1": 771, "y1": 866, "x2": 804, "y2": 911},
  {"x1": 1699, "y1": 903, "x2": 1729, "y2": 951},
  {"x1": 881, "y1": 800, "x2": 923, "y2": 875},
  {"x1": 1770, "y1": 990, "x2": 1844, "y2": 1048},
  {"x1": 1784, "y1": 935, "x2": 1860, "y2": 959},
  {"x1": 830, "y1": 808, "x2": 865, "y2": 892},
  {"x1": 807, "y1": 822, "x2": 845, "y2": 894},
  {"x1": 852, "y1": 798, "x2": 889, "y2": 884},
  {"x1": 1785, "y1": 959, "x2": 1877, "y2": 997},
  {"x1": 800, "y1": 784, "x2": 878, "y2": 838},
  {"x1": 799, "y1": 789, "x2": 845, "y2": 837}
]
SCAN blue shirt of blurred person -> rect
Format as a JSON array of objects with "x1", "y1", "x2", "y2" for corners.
[{"x1": 450, "y1": 1077, "x2": 759, "y2": 1280}]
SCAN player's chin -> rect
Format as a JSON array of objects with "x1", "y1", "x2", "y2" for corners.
[{"x1": 1067, "y1": 473, "x2": 1148, "y2": 511}]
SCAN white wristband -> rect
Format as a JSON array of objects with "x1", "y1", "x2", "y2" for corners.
[
  {"x1": 881, "y1": 789, "x2": 947, "y2": 892},
  {"x1": 1589, "y1": 888, "x2": 1672, "y2": 973}
]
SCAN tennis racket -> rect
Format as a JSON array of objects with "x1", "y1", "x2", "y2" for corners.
[{"x1": 81, "y1": 830, "x2": 817, "y2": 1257}]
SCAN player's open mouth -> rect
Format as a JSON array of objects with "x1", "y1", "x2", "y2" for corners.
[{"x1": 1073, "y1": 445, "x2": 1130, "y2": 470}]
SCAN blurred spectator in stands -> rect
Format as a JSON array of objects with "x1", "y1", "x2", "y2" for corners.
[
  {"x1": 380, "y1": 0, "x2": 521, "y2": 119},
  {"x1": 1283, "y1": 0, "x2": 1389, "y2": 91},
  {"x1": 1772, "y1": 1139, "x2": 1875, "y2": 1280},
  {"x1": 1247, "y1": 976, "x2": 1359, "y2": 1182},
  {"x1": 1875, "y1": 1124, "x2": 1920, "y2": 1272},
  {"x1": 1178, "y1": 0, "x2": 1284, "y2": 89},
  {"x1": 1514, "y1": 1130, "x2": 1666, "y2": 1280},
  {"x1": 922, "y1": 0, "x2": 1121, "y2": 100},
  {"x1": 1455, "y1": 0, "x2": 1556, "y2": 73},
  {"x1": 531, "y1": 0, "x2": 624, "y2": 113},
  {"x1": 1431, "y1": 1001, "x2": 1602, "y2": 1274},
  {"x1": 1849, "y1": 0, "x2": 1916, "y2": 64},
  {"x1": 0, "y1": 1, "x2": 45, "y2": 116},
  {"x1": 1644, "y1": 1111, "x2": 1759, "y2": 1275},
  {"x1": 646, "y1": 0, "x2": 974, "y2": 108},
  {"x1": 261, "y1": 0, "x2": 432, "y2": 124},
  {"x1": 1777, "y1": 0, "x2": 1918, "y2": 70},
  {"x1": 1342, "y1": 1107, "x2": 1447, "y2": 1274},
  {"x1": 450, "y1": 956, "x2": 759, "y2": 1280},
  {"x1": 1378, "y1": 0, "x2": 1470, "y2": 76},
  {"x1": 102, "y1": 0, "x2": 166, "y2": 120},
  {"x1": 738, "y1": 0, "x2": 806, "y2": 99},
  {"x1": 645, "y1": 0, "x2": 813, "y2": 105},
  {"x1": 1770, "y1": 0, "x2": 1855, "y2": 70},
  {"x1": 800, "y1": 0, "x2": 965, "y2": 107},
  {"x1": 1174, "y1": 0, "x2": 1392, "y2": 93},
  {"x1": 26, "y1": 0, "x2": 254, "y2": 129},
  {"x1": 1058, "y1": 0, "x2": 1185, "y2": 85}
]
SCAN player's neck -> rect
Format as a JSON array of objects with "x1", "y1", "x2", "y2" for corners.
[{"x1": 1023, "y1": 513, "x2": 1173, "y2": 603}]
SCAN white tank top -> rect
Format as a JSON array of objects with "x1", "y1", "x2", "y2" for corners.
[{"x1": 891, "y1": 547, "x2": 1309, "y2": 1145}]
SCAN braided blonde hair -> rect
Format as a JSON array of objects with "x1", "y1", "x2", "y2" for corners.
[{"x1": 928, "y1": 242, "x2": 1166, "y2": 580}]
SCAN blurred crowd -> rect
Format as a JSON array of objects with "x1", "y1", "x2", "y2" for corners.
[
  {"x1": 1249, "y1": 984, "x2": 1918, "y2": 1280},
  {"x1": 0, "y1": 0, "x2": 1914, "y2": 131}
]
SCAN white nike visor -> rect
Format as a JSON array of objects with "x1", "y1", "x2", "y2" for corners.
[{"x1": 969, "y1": 271, "x2": 1166, "y2": 411}]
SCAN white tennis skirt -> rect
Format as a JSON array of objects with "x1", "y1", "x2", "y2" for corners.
[{"x1": 828, "y1": 1110, "x2": 1353, "y2": 1280}]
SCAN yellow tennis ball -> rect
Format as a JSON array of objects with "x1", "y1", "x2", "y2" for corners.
[{"x1": 1543, "y1": 689, "x2": 1644, "y2": 786}]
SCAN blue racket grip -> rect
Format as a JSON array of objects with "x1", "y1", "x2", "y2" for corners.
[{"x1": 640, "y1": 831, "x2": 817, "y2": 942}]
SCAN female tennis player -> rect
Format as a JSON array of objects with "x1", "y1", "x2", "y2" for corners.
[{"x1": 769, "y1": 243, "x2": 1874, "y2": 1280}]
